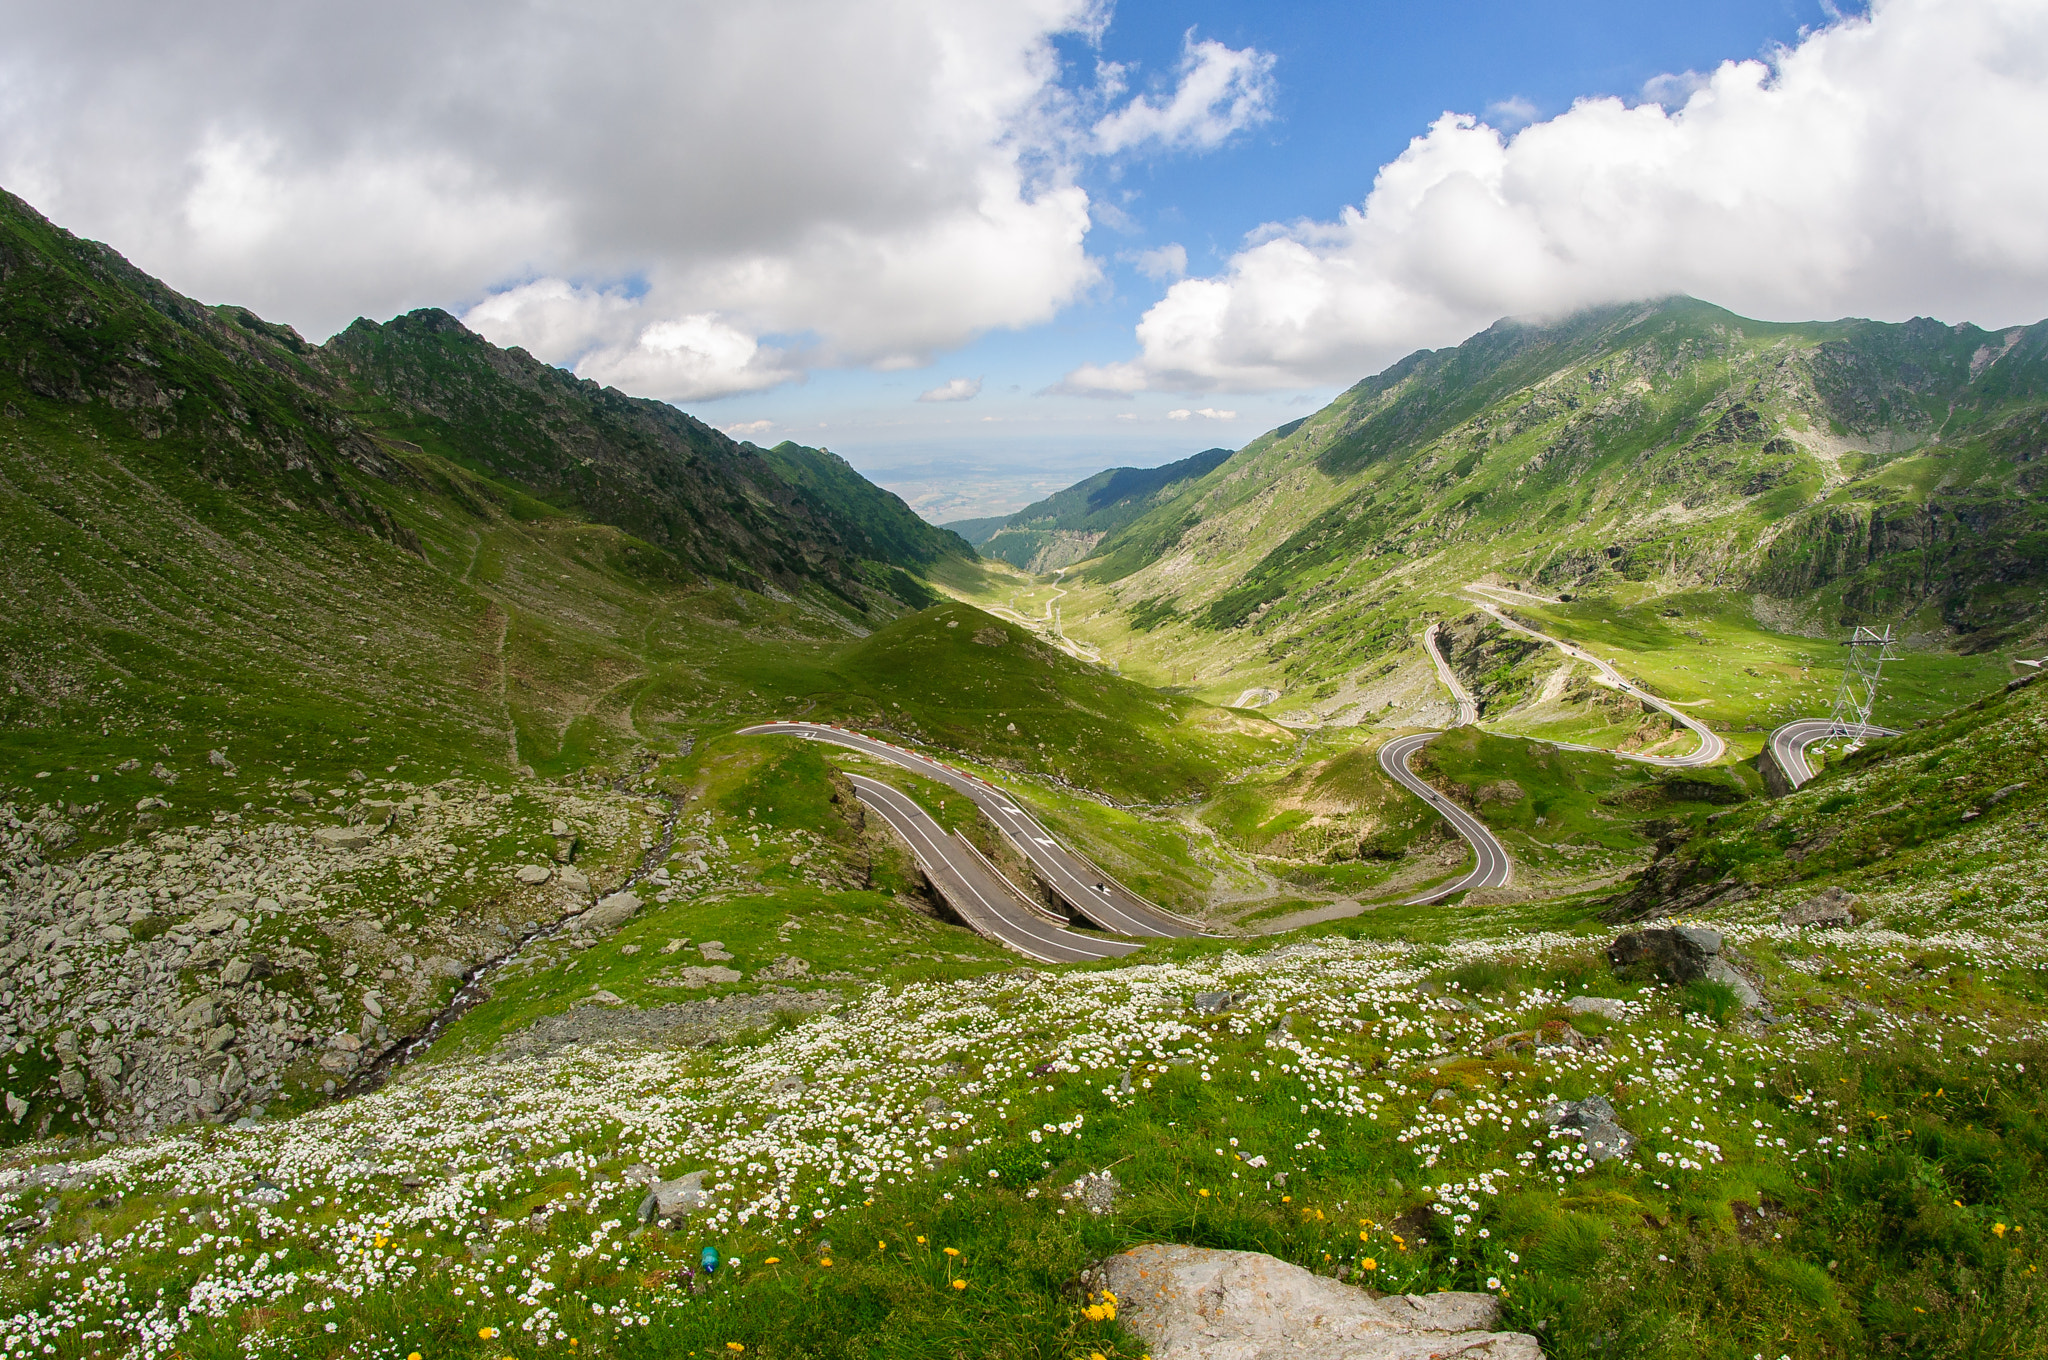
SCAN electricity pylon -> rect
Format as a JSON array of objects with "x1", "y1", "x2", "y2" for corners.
[{"x1": 1827, "y1": 624, "x2": 1897, "y2": 738}]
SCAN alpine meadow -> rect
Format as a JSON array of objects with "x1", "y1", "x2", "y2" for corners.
[{"x1": 3, "y1": 4, "x2": 2048, "y2": 1359}]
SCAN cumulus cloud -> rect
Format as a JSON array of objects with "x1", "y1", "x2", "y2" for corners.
[
  {"x1": 0, "y1": 1, "x2": 1272, "y2": 401},
  {"x1": 1128, "y1": 243, "x2": 1189, "y2": 281},
  {"x1": 1093, "y1": 33, "x2": 1277, "y2": 154},
  {"x1": 1067, "y1": 0, "x2": 2048, "y2": 394},
  {"x1": 723, "y1": 420, "x2": 778, "y2": 439},
  {"x1": 918, "y1": 377, "x2": 984, "y2": 403},
  {"x1": 1165, "y1": 407, "x2": 1235, "y2": 420}
]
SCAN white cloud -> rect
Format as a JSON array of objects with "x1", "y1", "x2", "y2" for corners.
[
  {"x1": 1067, "y1": 0, "x2": 2048, "y2": 393},
  {"x1": 1484, "y1": 95, "x2": 1539, "y2": 129},
  {"x1": 1164, "y1": 406, "x2": 1232, "y2": 420},
  {"x1": 918, "y1": 376, "x2": 984, "y2": 403},
  {"x1": 1128, "y1": 242, "x2": 1188, "y2": 281},
  {"x1": 578, "y1": 315, "x2": 801, "y2": 402},
  {"x1": 723, "y1": 419, "x2": 778, "y2": 439},
  {"x1": 0, "y1": 1, "x2": 1264, "y2": 401},
  {"x1": 1093, "y1": 33, "x2": 1277, "y2": 154}
]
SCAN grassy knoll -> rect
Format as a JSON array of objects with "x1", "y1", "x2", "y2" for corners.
[{"x1": 1414, "y1": 728, "x2": 1756, "y2": 887}]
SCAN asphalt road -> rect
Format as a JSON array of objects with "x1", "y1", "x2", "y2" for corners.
[
  {"x1": 741, "y1": 722, "x2": 1202, "y2": 938},
  {"x1": 1767, "y1": 719, "x2": 1901, "y2": 790},
  {"x1": 843, "y1": 774, "x2": 1138, "y2": 964},
  {"x1": 1424, "y1": 622, "x2": 1480, "y2": 727},
  {"x1": 1376, "y1": 732, "x2": 1515, "y2": 904},
  {"x1": 1463, "y1": 596, "x2": 1727, "y2": 768}
]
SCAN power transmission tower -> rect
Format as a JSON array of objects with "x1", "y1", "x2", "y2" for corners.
[{"x1": 1827, "y1": 624, "x2": 1897, "y2": 738}]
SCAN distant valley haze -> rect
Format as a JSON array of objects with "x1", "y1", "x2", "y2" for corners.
[{"x1": 6, "y1": 0, "x2": 2048, "y2": 516}]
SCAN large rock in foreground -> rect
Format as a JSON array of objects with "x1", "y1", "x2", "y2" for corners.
[{"x1": 1093, "y1": 1244, "x2": 1541, "y2": 1359}]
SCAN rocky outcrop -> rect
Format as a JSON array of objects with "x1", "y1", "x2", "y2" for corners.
[
  {"x1": 1090, "y1": 1244, "x2": 1541, "y2": 1360},
  {"x1": 1599, "y1": 826, "x2": 1753, "y2": 924},
  {"x1": 1608, "y1": 927, "x2": 1769, "y2": 1016}
]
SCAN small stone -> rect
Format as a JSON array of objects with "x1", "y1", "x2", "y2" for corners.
[
  {"x1": 619, "y1": 944, "x2": 641, "y2": 957},
  {"x1": 1565, "y1": 995, "x2": 1625, "y2": 1020},
  {"x1": 697, "y1": 940, "x2": 733, "y2": 961},
  {"x1": 1063, "y1": 1170, "x2": 1121, "y2": 1215},
  {"x1": 515, "y1": 864, "x2": 553, "y2": 885},
  {"x1": 1191, "y1": 990, "x2": 1236, "y2": 1015}
]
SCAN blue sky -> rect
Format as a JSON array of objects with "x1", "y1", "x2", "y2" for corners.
[{"x1": 8, "y1": 0, "x2": 2043, "y2": 521}]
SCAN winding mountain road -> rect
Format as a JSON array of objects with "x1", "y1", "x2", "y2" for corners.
[
  {"x1": 1460, "y1": 594, "x2": 1727, "y2": 768},
  {"x1": 1423, "y1": 622, "x2": 1480, "y2": 727},
  {"x1": 742, "y1": 722, "x2": 1203, "y2": 939},
  {"x1": 1376, "y1": 732, "x2": 1514, "y2": 904},
  {"x1": 1766, "y1": 719, "x2": 1901, "y2": 790},
  {"x1": 844, "y1": 774, "x2": 1138, "y2": 964}
]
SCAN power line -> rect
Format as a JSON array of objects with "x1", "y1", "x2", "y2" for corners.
[{"x1": 1827, "y1": 624, "x2": 1897, "y2": 738}]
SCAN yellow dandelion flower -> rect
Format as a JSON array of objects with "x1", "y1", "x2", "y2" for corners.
[
  {"x1": 1101, "y1": 1289, "x2": 1117, "y2": 1304},
  {"x1": 917, "y1": 1235, "x2": 927, "y2": 1244},
  {"x1": 820, "y1": 1257, "x2": 833, "y2": 1267},
  {"x1": 1362, "y1": 1258, "x2": 1377, "y2": 1271},
  {"x1": 879, "y1": 1240, "x2": 888, "y2": 1251},
  {"x1": 408, "y1": 1353, "x2": 422, "y2": 1360},
  {"x1": 1281, "y1": 1195, "x2": 1292, "y2": 1203},
  {"x1": 943, "y1": 1247, "x2": 960, "y2": 1257},
  {"x1": 727, "y1": 1345, "x2": 746, "y2": 1353},
  {"x1": 1197, "y1": 1188, "x2": 1210, "y2": 1198},
  {"x1": 952, "y1": 1278, "x2": 968, "y2": 1290},
  {"x1": 1359, "y1": 1231, "x2": 1369, "y2": 1242},
  {"x1": 1995, "y1": 1223, "x2": 2009, "y2": 1237},
  {"x1": 479, "y1": 1327, "x2": 499, "y2": 1341},
  {"x1": 764, "y1": 1257, "x2": 781, "y2": 1265}
]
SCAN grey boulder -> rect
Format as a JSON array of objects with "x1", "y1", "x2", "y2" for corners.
[
  {"x1": 638, "y1": 1171, "x2": 708, "y2": 1226},
  {"x1": 579, "y1": 891, "x2": 641, "y2": 933},
  {"x1": 1781, "y1": 886, "x2": 1855, "y2": 928},
  {"x1": 1542, "y1": 1095, "x2": 1638, "y2": 1162},
  {"x1": 1092, "y1": 1244, "x2": 1540, "y2": 1360}
]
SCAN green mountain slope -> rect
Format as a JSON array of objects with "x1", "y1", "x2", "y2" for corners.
[
  {"x1": 0, "y1": 183, "x2": 989, "y2": 810},
  {"x1": 753, "y1": 439, "x2": 976, "y2": 604},
  {"x1": 1036, "y1": 298, "x2": 2047, "y2": 724},
  {"x1": 947, "y1": 446, "x2": 1232, "y2": 571},
  {"x1": 323, "y1": 312, "x2": 944, "y2": 609}
]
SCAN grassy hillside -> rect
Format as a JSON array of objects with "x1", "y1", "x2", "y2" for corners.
[
  {"x1": 996, "y1": 299, "x2": 2048, "y2": 726},
  {"x1": 947, "y1": 447, "x2": 1233, "y2": 572},
  {"x1": 754, "y1": 441, "x2": 975, "y2": 590},
  {"x1": 3, "y1": 677, "x2": 2044, "y2": 1360}
]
